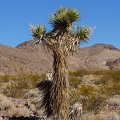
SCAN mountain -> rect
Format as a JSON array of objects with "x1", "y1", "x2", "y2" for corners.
[
  {"x1": 0, "y1": 40, "x2": 53, "y2": 75},
  {"x1": 0, "y1": 40, "x2": 120, "y2": 75}
]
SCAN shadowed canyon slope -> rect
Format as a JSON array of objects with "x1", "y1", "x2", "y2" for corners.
[{"x1": 0, "y1": 40, "x2": 120, "y2": 75}]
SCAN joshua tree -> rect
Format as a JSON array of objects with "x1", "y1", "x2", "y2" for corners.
[{"x1": 30, "y1": 7, "x2": 94, "y2": 120}]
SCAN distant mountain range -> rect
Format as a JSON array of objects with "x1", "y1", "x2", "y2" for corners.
[{"x1": 0, "y1": 40, "x2": 120, "y2": 75}]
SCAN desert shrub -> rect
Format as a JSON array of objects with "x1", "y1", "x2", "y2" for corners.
[
  {"x1": 91, "y1": 70, "x2": 113, "y2": 76},
  {"x1": 70, "y1": 84, "x2": 106, "y2": 114},
  {"x1": 70, "y1": 69, "x2": 90, "y2": 77},
  {"x1": 81, "y1": 112, "x2": 101, "y2": 120},
  {"x1": 0, "y1": 70, "x2": 46, "y2": 98},
  {"x1": 0, "y1": 68, "x2": 120, "y2": 115},
  {"x1": 0, "y1": 93, "x2": 17, "y2": 116},
  {"x1": 0, "y1": 74, "x2": 13, "y2": 82},
  {"x1": 99, "y1": 70, "x2": 120, "y2": 95},
  {"x1": 82, "y1": 112, "x2": 120, "y2": 120},
  {"x1": 101, "y1": 112, "x2": 120, "y2": 120},
  {"x1": 69, "y1": 75, "x2": 82, "y2": 88},
  {"x1": 106, "y1": 95, "x2": 120, "y2": 111},
  {"x1": 0, "y1": 93, "x2": 31, "y2": 117},
  {"x1": 69, "y1": 69, "x2": 120, "y2": 114},
  {"x1": 70, "y1": 69, "x2": 110, "y2": 77}
]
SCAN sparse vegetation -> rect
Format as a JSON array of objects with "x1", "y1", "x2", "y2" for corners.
[
  {"x1": 0, "y1": 69, "x2": 45, "y2": 98},
  {"x1": 0, "y1": 69, "x2": 120, "y2": 118},
  {"x1": 69, "y1": 69, "x2": 120, "y2": 116}
]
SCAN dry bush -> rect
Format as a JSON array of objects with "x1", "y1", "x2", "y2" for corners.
[
  {"x1": 105, "y1": 95, "x2": 120, "y2": 112},
  {"x1": 70, "y1": 69, "x2": 90, "y2": 77},
  {"x1": 0, "y1": 70, "x2": 45, "y2": 98},
  {"x1": 0, "y1": 93, "x2": 17, "y2": 117},
  {"x1": 100, "y1": 112, "x2": 120, "y2": 120},
  {"x1": 82, "y1": 112, "x2": 120, "y2": 120},
  {"x1": 25, "y1": 88, "x2": 40, "y2": 99},
  {"x1": 69, "y1": 75, "x2": 82, "y2": 88},
  {"x1": 69, "y1": 69, "x2": 120, "y2": 108},
  {"x1": 0, "y1": 69, "x2": 120, "y2": 118},
  {"x1": 15, "y1": 107, "x2": 30, "y2": 117},
  {"x1": 81, "y1": 113, "x2": 101, "y2": 120},
  {"x1": 0, "y1": 93, "x2": 32, "y2": 117},
  {"x1": 25, "y1": 88, "x2": 43, "y2": 115}
]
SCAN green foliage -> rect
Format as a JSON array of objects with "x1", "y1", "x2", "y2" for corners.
[
  {"x1": 78, "y1": 85, "x2": 96, "y2": 96},
  {"x1": 0, "y1": 74, "x2": 13, "y2": 83},
  {"x1": 49, "y1": 7, "x2": 80, "y2": 30},
  {"x1": 76, "y1": 26, "x2": 93, "y2": 41},
  {"x1": 30, "y1": 6, "x2": 94, "y2": 57},
  {"x1": 69, "y1": 75, "x2": 81, "y2": 89},
  {"x1": 93, "y1": 70, "x2": 120, "y2": 95},
  {"x1": 30, "y1": 24, "x2": 46, "y2": 41},
  {"x1": 74, "y1": 85, "x2": 105, "y2": 113},
  {"x1": 70, "y1": 69, "x2": 90, "y2": 77}
]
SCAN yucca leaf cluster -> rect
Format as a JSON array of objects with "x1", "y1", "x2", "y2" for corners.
[
  {"x1": 30, "y1": 7, "x2": 94, "y2": 48},
  {"x1": 49, "y1": 7, "x2": 80, "y2": 30},
  {"x1": 76, "y1": 26, "x2": 94, "y2": 43},
  {"x1": 30, "y1": 24, "x2": 46, "y2": 41}
]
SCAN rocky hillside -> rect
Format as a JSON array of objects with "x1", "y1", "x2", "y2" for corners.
[{"x1": 0, "y1": 40, "x2": 120, "y2": 75}]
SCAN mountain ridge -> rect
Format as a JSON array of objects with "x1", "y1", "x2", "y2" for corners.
[{"x1": 0, "y1": 40, "x2": 120, "y2": 75}]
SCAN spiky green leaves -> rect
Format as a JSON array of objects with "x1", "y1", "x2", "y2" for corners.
[
  {"x1": 49, "y1": 7, "x2": 80, "y2": 30},
  {"x1": 30, "y1": 24, "x2": 46, "y2": 41},
  {"x1": 76, "y1": 26, "x2": 94, "y2": 43},
  {"x1": 30, "y1": 7, "x2": 94, "y2": 51}
]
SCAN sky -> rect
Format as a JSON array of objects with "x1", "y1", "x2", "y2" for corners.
[{"x1": 0, "y1": 0, "x2": 120, "y2": 49}]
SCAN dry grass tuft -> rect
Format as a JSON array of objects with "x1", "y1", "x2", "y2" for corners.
[
  {"x1": 0, "y1": 93, "x2": 32, "y2": 117},
  {"x1": 100, "y1": 112, "x2": 120, "y2": 120},
  {"x1": 82, "y1": 112, "x2": 120, "y2": 120},
  {"x1": 0, "y1": 93, "x2": 17, "y2": 117}
]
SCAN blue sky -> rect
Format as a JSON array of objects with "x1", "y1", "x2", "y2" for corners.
[{"x1": 0, "y1": 0, "x2": 120, "y2": 48}]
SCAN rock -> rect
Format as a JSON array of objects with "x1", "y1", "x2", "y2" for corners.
[
  {"x1": 3, "y1": 116, "x2": 9, "y2": 120},
  {"x1": 0, "y1": 116, "x2": 3, "y2": 120},
  {"x1": 17, "y1": 103, "x2": 24, "y2": 108},
  {"x1": 69, "y1": 102, "x2": 82, "y2": 120}
]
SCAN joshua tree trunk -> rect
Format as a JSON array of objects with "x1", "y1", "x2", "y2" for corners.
[{"x1": 49, "y1": 49, "x2": 69, "y2": 120}]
